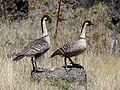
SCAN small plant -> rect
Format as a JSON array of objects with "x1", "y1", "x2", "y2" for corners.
[
  {"x1": 47, "y1": 77, "x2": 72, "y2": 90},
  {"x1": 74, "y1": 11, "x2": 79, "y2": 17},
  {"x1": 43, "y1": 0, "x2": 48, "y2": 3},
  {"x1": 103, "y1": 16, "x2": 113, "y2": 30},
  {"x1": 93, "y1": 32, "x2": 100, "y2": 43},
  {"x1": 42, "y1": 0, "x2": 49, "y2": 5},
  {"x1": 88, "y1": 4, "x2": 99, "y2": 15},
  {"x1": 48, "y1": 13, "x2": 56, "y2": 17},
  {"x1": 88, "y1": 2, "x2": 105, "y2": 16}
]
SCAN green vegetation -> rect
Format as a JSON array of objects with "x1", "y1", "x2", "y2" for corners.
[
  {"x1": 47, "y1": 77, "x2": 72, "y2": 90},
  {"x1": 74, "y1": 11, "x2": 79, "y2": 17},
  {"x1": 93, "y1": 32, "x2": 100, "y2": 43},
  {"x1": 48, "y1": 13, "x2": 56, "y2": 17},
  {"x1": 43, "y1": 0, "x2": 49, "y2": 3}
]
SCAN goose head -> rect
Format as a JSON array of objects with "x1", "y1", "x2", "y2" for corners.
[
  {"x1": 81, "y1": 20, "x2": 93, "y2": 33},
  {"x1": 41, "y1": 15, "x2": 52, "y2": 23},
  {"x1": 84, "y1": 20, "x2": 93, "y2": 26},
  {"x1": 80, "y1": 20, "x2": 93, "y2": 38}
]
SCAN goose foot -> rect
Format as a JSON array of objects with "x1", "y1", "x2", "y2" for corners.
[
  {"x1": 32, "y1": 67, "x2": 44, "y2": 73},
  {"x1": 71, "y1": 63, "x2": 80, "y2": 66},
  {"x1": 72, "y1": 63, "x2": 84, "y2": 69}
]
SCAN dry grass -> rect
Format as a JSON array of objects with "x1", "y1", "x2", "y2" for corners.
[
  {"x1": 0, "y1": 1, "x2": 120, "y2": 90},
  {"x1": 0, "y1": 51, "x2": 120, "y2": 90}
]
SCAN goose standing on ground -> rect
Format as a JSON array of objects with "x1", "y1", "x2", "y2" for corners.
[
  {"x1": 50, "y1": 20, "x2": 93, "y2": 70},
  {"x1": 13, "y1": 15, "x2": 52, "y2": 71}
]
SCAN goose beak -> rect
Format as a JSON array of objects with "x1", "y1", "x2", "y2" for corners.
[{"x1": 90, "y1": 23, "x2": 94, "y2": 25}]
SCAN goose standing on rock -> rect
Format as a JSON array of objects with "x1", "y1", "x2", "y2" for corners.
[
  {"x1": 50, "y1": 20, "x2": 93, "y2": 71},
  {"x1": 13, "y1": 15, "x2": 52, "y2": 71}
]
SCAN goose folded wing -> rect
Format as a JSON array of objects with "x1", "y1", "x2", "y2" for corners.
[
  {"x1": 60, "y1": 41, "x2": 83, "y2": 54},
  {"x1": 17, "y1": 39, "x2": 49, "y2": 56}
]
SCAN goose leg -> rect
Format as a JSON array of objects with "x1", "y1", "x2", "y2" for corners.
[
  {"x1": 31, "y1": 57, "x2": 37, "y2": 71},
  {"x1": 31, "y1": 57, "x2": 35, "y2": 71},
  {"x1": 64, "y1": 57, "x2": 68, "y2": 73},
  {"x1": 34, "y1": 60, "x2": 37, "y2": 69},
  {"x1": 68, "y1": 58, "x2": 75, "y2": 65},
  {"x1": 34, "y1": 56, "x2": 38, "y2": 69},
  {"x1": 69, "y1": 58, "x2": 79, "y2": 66}
]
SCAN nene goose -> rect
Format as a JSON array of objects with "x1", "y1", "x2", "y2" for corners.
[
  {"x1": 13, "y1": 15, "x2": 51, "y2": 71},
  {"x1": 50, "y1": 20, "x2": 93, "y2": 70}
]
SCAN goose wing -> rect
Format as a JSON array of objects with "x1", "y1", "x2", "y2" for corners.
[
  {"x1": 51, "y1": 40, "x2": 84, "y2": 57},
  {"x1": 60, "y1": 41, "x2": 81, "y2": 54},
  {"x1": 16, "y1": 37, "x2": 50, "y2": 56}
]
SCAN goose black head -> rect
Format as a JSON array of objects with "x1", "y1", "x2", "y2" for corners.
[
  {"x1": 41, "y1": 15, "x2": 52, "y2": 23},
  {"x1": 84, "y1": 20, "x2": 93, "y2": 26},
  {"x1": 81, "y1": 20, "x2": 93, "y2": 33}
]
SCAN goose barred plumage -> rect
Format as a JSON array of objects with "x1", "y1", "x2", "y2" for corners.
[
  {"x1": 50, "y1": 20, "x2": 93, "y2": 70},
  {"x1": 13, "y1": 15, "x2": 51, "y2": 71}
]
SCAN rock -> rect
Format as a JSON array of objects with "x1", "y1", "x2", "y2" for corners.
[
  {"x1": 0, "y1": 0, "x2": 28, "y2": 21},
  {"x1": 112, "y1": 0, "x2": 120, "y2": 33},
  {"x1": 31, "y1": 65, "x2": 87, "y2": 89}
]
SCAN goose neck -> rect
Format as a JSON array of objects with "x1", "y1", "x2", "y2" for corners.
[
  {"x1": 41, "y1": 19, "x2": 48, "y2": 37},
  {"x1": 80, "y1": 23, "x2": 87, "y2": 39}
]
